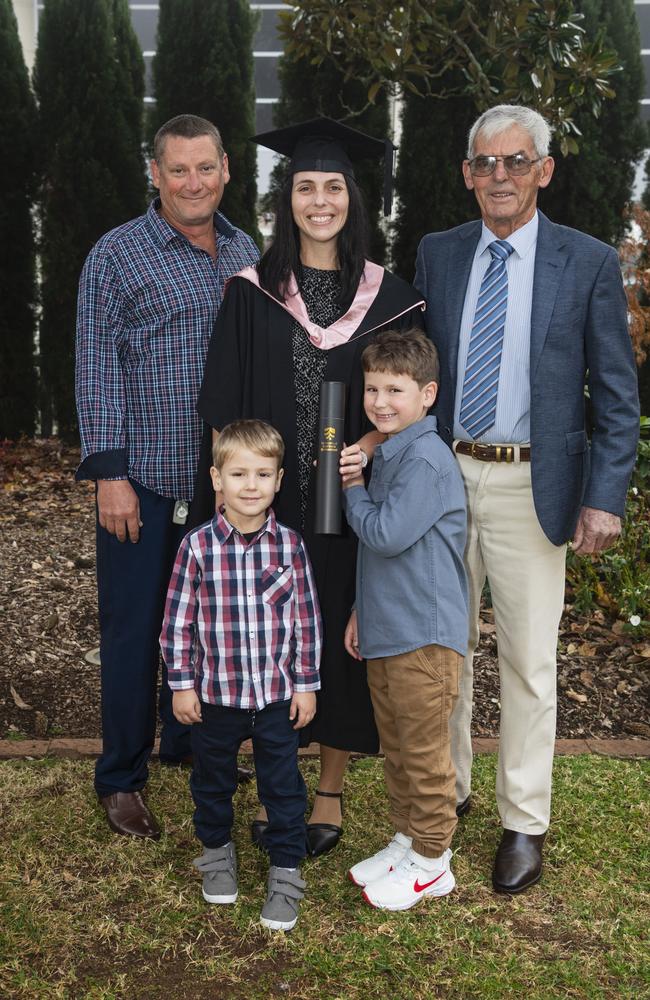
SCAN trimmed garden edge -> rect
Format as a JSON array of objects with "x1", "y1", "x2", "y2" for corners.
[{"x1": 0, "y1": 736, "x2": 648, "y2": 760}]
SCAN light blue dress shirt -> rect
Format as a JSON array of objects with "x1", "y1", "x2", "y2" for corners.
[
  {"x1": 343, "y1": 416, "x2": 468, "y2": 660},
  {"x1": 454, "y1": 212, "x2": 538, "y2": 443}
]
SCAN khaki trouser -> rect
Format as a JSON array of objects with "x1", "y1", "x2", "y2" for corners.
[
  {"x1": 367, "y1": 644, "x2": 461, "y2": 857},
  {"x1": 451, "y1": 451, "x2": 567, "y2": 834}
]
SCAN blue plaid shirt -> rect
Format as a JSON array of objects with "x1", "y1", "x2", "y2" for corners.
[{"x1": 75, "y1": 199, "x2": 259, "y2": 498}]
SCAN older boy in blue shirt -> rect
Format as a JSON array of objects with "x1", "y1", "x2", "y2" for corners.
[{"x1": 341, "y1": 329, "x2": 468, "y2": 911}]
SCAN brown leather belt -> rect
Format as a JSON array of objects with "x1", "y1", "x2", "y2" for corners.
[{"x1": 454, "y1": 441, "x2": 531, "y2": 463}]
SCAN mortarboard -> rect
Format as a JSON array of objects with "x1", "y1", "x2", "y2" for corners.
[{"x1": 251, "y1": 117, "x2": 396, "y2": 216}]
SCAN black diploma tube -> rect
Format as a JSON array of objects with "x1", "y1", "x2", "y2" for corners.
[{"x1": 315, "y1": 381, "x2": 347, "y2": 535}]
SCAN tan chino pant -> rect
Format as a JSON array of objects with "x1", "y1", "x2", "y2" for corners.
[
  {"x1": 451, "y1": 451, "x2": 567, "y2": 834},
  {"x1": 367, "y1": 644, "x2": 461, "y2": 858}
]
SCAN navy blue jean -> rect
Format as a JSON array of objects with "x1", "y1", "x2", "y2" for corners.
[
  {"x1": 191, "y1": 699, "x2": 307, "y2": 869},
  {"x1": 94, "y1": 480, "x2": 192, "y2": 796}
]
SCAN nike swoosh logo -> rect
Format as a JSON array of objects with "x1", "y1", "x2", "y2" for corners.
[{"x1": 414, "y1": 871, "x2": 445, "y2": 892}]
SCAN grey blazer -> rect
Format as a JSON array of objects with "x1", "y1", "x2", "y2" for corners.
[{"x1": 414, "y1": 211, "x2": 639, "y2": 545}]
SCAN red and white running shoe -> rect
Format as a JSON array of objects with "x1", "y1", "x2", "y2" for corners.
[
  {"x1": 362, "y1": 848, "x2": 455, "y2": 911},
  {"x1": 348, "y1": 832, "x2": 412, "y2": 888}
]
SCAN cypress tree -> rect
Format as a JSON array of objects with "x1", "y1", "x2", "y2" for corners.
[
  {"x1": 540, "y1": 0, "x2": 647, "y2": 245},
  {"x1": 34, "y1": 0, "x2": 146, "y2": 439},
  {"x1": 270, "y1": 54, "x2": 390, "y2": 263},
  {"x1": 393, "y1": 90, "x2": 477, "y2": 281},
  {"x1": 0, "y1": 0, "x2": 38, "y2": 438},
  {"x1": 151, "y1": 0, "x2": 260, "y2": 243}
]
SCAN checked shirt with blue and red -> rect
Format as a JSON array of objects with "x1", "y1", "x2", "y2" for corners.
[
  {"x1": 160, "y1": 508, "x2": 322, "y2": 710},
  {"x1": 75, "y1": 200, "x2": 259, "y2": 499}
]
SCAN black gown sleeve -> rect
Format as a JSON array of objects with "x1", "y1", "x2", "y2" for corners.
[
  {"x1": 189, "y1": 279, "x2": 252, "y2": 529},
  {"x1": 197, "y1": 278, "x2": 249, "y2": 429}
]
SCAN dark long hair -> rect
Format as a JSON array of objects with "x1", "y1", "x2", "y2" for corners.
[{"x1": 257, "y1": 172, "x2": 370, "y2": 308}]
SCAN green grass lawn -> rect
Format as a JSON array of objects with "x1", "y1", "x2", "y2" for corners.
[{"x1": 0, "y1": 754, "x2": 647, "y2": 999}]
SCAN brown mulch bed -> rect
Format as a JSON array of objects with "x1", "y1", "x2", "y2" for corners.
[{"x1": 1, "y1": 438, "x2": 648, "y2": 743}]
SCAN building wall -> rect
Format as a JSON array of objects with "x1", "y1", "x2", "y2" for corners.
[
  {"x1": 636, "y1": 0, "x2": 650, "y2": 119},
  {"x1": 11, "y1": 2, "x2": 650, "y2": 189},
  {"x1": 12, "y1": 0, "x2": 37, "y2": 69}
]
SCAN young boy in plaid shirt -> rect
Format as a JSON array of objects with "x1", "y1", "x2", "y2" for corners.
[{"x1": 160, "y1": 419, "x2": 322, "y2": 931}]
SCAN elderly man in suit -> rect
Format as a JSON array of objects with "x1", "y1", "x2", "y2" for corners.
[{"x1": 415, "y1": 104, "x2": 639, "y2": 893}]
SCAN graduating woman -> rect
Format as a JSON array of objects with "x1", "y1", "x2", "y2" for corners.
[{"x1": 193, "y1": 118, "x2": 425, "y2": 856}]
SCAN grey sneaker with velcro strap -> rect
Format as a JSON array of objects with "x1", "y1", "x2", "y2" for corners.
[
  {"x1": 260, "y1": 865, "x2": 305, "y2": 930},
  {"x1": 193, "y1": 842, "x2": 238, "y2": 904}
]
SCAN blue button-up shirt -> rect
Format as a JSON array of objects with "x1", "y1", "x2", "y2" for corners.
[
  {"x1": 454, "y1": 212, "x2": 538, "y2": 444},
  {"x1": 75, "y1": 199, "x2": 259, "y2": 498},
  {"x1": 343, "y1": 416, "x2": 468, "y2": 659}
]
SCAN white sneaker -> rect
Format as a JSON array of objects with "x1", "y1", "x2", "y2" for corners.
[
  {"x1": 362, "y1": 848, "x2": 455, "y2": 911},
  {"x1": 348, "y1": 832, "x2": 412, "y2": 887}
]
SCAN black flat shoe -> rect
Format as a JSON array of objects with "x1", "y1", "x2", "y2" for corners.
[
  {"x1": 306, "y1": 789, "x2": 343, "y2": 857},
  {"x1": 456, "y1": 794, "x2": 472, "y2": 818},
  {"x1": 251, "y1": 819, "x2": 268, "y2": 849},
  {"x1": 237, "y1": 765, "x2": 254, "y2": 785}
]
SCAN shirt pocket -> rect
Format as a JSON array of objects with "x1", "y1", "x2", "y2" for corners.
[{"x1": 259, "y1": 565, "x2": 293, "y2": 607}]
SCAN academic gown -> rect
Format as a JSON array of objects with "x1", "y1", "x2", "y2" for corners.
[{"x1": 193, "y1": 266, "x2": 425, "y2": 754}]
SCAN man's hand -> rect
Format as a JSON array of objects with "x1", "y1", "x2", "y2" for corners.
[
  {"x1": 97, "y1": 480, "x2": 141, "y2": 543},
  {"x1": 340, "y1": 444, "x2": 365, "y2": 489},
  {"x1": 289, "y1": 691, "x2": 316, "y2": 729},
  {"x1": 172, "y1": 689, "x2": 202, "y2": 725},
  {"x1": 572, "y1": 506, "x2": 622, "y2": 555},
  {"x1": 344, "y1": 610, "x2": 363, "y2": 661}
]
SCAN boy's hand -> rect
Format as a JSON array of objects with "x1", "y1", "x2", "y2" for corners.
[
  {"x1": 344, "y1": 610, "x2": 363, "y2": 661},
  {"x1": 290, "y1": 691, "x2": 316, "y2": 729},
  {"x1": 172, "y1": 689, "x2": 202, "y2": 725},
  {"x1": 340, "y1": 444, "x2": 366, "y2": 489}
]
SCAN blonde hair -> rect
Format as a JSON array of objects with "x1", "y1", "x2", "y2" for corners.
[{"x1": 212, "y1": 419, "x2": 285, "y2": 470}]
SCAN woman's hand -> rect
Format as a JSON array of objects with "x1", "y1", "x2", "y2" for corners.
[{"x1": 340, "y1": 444, "x2": 366, "y2": 488}]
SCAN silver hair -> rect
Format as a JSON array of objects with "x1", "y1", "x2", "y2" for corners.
[{"x1": 467, "y1": 105, "x2": 552, "y2": 159}]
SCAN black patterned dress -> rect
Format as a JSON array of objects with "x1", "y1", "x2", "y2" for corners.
[
  {"x1": 195, "y1": 264, "x2": 425, "y2": 753},
  {"x1": 292, "y1": 267, "x2": 342, "y2": 529}
]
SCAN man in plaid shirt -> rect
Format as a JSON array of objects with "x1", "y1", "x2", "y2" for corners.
[
  {"x1": 75, "y1": 115, "x2": 259, "y2": 840},
  {"x1": 161, "y1": 420, "x2": 322, "y2": 931}
]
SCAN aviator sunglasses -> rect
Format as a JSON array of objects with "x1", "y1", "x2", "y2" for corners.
[{"x1": 468, "y1": 153, "x2": 543, "y2": 176}]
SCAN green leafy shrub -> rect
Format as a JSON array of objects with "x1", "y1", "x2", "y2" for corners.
[{"x1": 566, "y1": 418, "x2": 650, "y2": 634}]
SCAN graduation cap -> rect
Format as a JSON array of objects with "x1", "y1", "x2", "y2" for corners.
[{"x1": 252, "y1": 116, "x2": 396, "y2": 216}]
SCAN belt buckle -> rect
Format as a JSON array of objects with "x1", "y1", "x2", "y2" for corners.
[
  {"x1": 496, "y1": 446, "x2": 514, "y2": 463},
  {"x1": 471, "y1": 442, "x2": 490, "y2": 462}
]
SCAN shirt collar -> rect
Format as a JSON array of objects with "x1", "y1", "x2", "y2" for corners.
[
  {"x1": 479, "y1": 210, "x2": 538, "y2": 260},
  {"x1": 377, "y1": 415, "x2": 438, "y2": 461},
  {"x1": 212, "y1": 506, "x2": 278, "y2": 545},
  {"x1": 145, "y1": 198, "x2": 237, "y2": 248}
]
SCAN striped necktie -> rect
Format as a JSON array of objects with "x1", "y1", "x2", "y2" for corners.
[{"x1": 459, "y1": 239, "x2": 514, "y2": 439}]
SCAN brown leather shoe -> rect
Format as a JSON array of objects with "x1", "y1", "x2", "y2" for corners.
[
  {"x1": 99, "y1": 791, "x2": 161, "y2": 840},
  {"x1": 492, "y1": 829, "x2": 546, "y2": 894}
]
